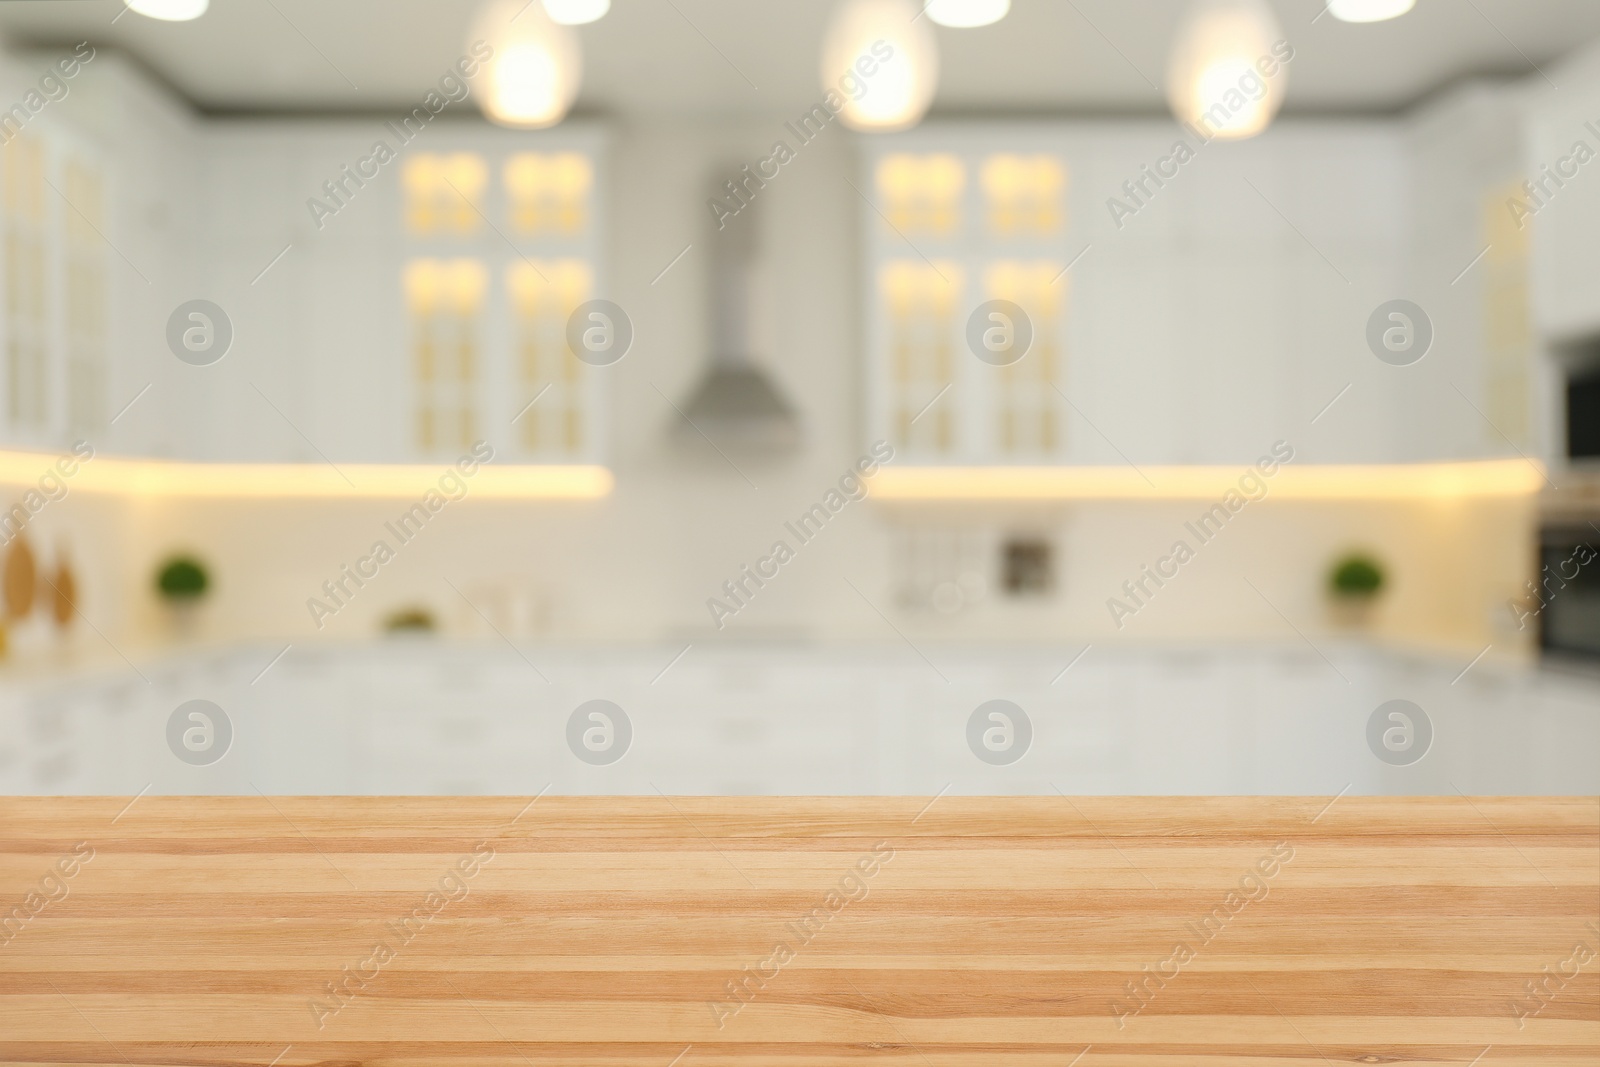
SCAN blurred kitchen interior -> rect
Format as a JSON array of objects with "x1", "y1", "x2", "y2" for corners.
[{"x1": 0, "y1": 0, "x2": 1596, "y2": 794}]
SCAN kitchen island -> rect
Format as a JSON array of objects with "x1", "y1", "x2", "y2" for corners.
[{"x1": 1, "y1": 796, "x2": 1596, "y2": 1065}]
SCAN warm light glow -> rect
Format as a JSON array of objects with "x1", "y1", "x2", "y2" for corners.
[
  {"x1": 1167, "y1": 0, "x2": 1286, "y2": 141},
  {"x1": 470, "y1": 0, "x2": 582, "y2": 129},
  {"x1": 124, "y1": 0, "x2": 208, "y2": 21},
  {"x1": 877, "y1": 154, "x2": 964, "y2": 234},
  {"x1": 507, "y1": 259, "x2": 590, "y2": 312},
  {"x1": 870, "y1": 460, "x2": 1546, "y2": 501},
  {"x1": 882, "y1": 260, "x2": 963, "y2": 454},
  {"x1": 1328, "y1": 0, "x2": 1415, "y2": 23},
  {"x1": 404, "y1": 259, "x2": 488, "y2": 317},
  {"x1": 504, "y1": 152, "x2": 593, "y2": 233},
  {"x1": 543, "y1": 0, "x2": 610, "y2": 25},
  {"x1": 980, "y1": 154, "x2": 1065, "y2": 234},
  {"x1": 924, "y1": 0, "x2": 1010, "y2": 29},
  {"x1": 0, "y1": 449, "x2": 612, "y2": 499},
  {"x1": 402, "y1": 153, "x2": 488, "y2": 235},
  {"x1": 507, "y1": 261, "x2": 592, "y2": 455},
  {"x1": 821, "y1": 0, "x2": 939, "y2": 132}
]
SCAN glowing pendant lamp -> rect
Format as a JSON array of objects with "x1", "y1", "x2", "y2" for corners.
[
  {"x1": 821, "y1": 0, "x2": 939, "y2": 132},
  {"x1": 1328, "y1": 0, "x2": 1415, "y2": 22},
  {"x1": 925, "y1": 0, "x2": 1011, "y2": 28},
  {"x1": 124, "y1": 0, "x2": 208, "y2": 19},
  {"x1": 543, "y1": 0, "x2": 610, "y2": 25},
  {"x1": 470, "y1": 0, "x2": 582, "y2": 129},
  {"x1": 1166, "y1": 0, "x2": 1287, "y2": 141}
]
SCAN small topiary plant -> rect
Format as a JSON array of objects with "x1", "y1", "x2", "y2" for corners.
[
  {"x1": 384, "y1": 606, "x2": 437, "y2": 634},
  {"x1": 155, "y1": 555, "x2": 210, "y2": 603},
  {"x1": 1329, "y1": 553, "x2": 1384, "y2": 599}
]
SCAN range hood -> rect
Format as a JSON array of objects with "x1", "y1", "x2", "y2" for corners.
[{"x1": 673, "y1": 172, "x2": 801, "y2": 451}]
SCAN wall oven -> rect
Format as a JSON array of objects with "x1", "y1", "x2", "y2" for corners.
[{"x1": 1535, "y1": 524, "x2": 1600, "y2": 661}]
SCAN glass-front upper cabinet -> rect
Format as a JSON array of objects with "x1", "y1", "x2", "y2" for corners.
[
  {"x1": 0, "y1": 44, "x2": 610, "y2": 469},
  {"x1": 0, "y1": 125, "x2": 107, "y2": 453},
  {"x1": 862, "y1": 131, "x2": 1071, "y2": 465},
  {"x1": 401, "y1": 145, "x2": 605, "y2": 465}
]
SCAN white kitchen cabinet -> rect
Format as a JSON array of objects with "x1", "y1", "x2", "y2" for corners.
[
  {"x1": 1402, "y1": 83, "x2": 1535, "y2": 463},
  {"x1": 0, "y1": 52, "x2": 201, "y2": 461},
  {"x1": 177, "y1": 122, "x2": 612, "y2": 466},
  {"x1": 864, "y1": 115, "x2": 1548, "y2": 470},
  {"x1": 1, "y1": 51, "x2": 1549, "y2": 471},
  {"x1": 4, "y1": 641, "x2": 1599, "y2": 796},
  {"x1": 0, "y1": 50, "x2": 613, "y2": 467},
  {"x1": 1527, "y1": 39, "x2": 1600, "y2": 345}
]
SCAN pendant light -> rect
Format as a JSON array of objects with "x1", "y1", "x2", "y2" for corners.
[
  {"x1": 124, "y1": 0, "x2": 208, "y2": 19},
  {"x1": 543, "y1": 0, "x2": 610, "y2": 25},
  {"x1": 821, "y1": 0, "x2": 939, "y2": 132},
  {"x1": 1166, "y1": 0, "x2": 1286, "y2": 142},
  {"x1": 470, "y1": 0, "x2": 582, "y2": 129},
  {"x1": 924, "y1": 0, "x2": 1011, "y2": 29},
  {"x1": 1328, "y1": 0, "x2": 1415, "y2": 22}
]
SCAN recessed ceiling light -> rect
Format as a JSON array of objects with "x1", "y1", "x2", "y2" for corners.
[
  {"x1": 1328, "y1": 0, "x2": 1416, "y2": 22},
  {"x1": 124, "y1": 0, "x2": 209, "y2": 20},
  {"x1": 543, "y1": 0, "x2": 610, "y2": 25},
  {"x1": 924, "y1": 0, "x2": 1010, "y2": 29}
]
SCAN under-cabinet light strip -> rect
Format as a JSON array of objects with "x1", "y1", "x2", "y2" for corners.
[
  {"x1": 869, "y1": 459, "x2": 1544, "y2": 501},
  {"x1": 0, "y1": 450, "x2": 613, "y2": 499}
]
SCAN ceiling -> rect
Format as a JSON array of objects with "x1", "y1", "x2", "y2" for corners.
[{"x1": 0, "y1": 0, "x2": 1593, "y2": 118}]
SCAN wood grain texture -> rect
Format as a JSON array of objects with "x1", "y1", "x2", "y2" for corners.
[{"x1": 0, "y1": 796, "x2": 1596, "y2": 1067}]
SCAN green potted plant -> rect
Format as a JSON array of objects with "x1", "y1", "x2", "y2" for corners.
[
  {"x1": 155, "y1": 554, "x2": 210, "y2": 637},
  {"x1": 383, "y1": 606, "x2": 437, "y2": 635},
  {"x1": 1327, "y1": 551, "x2": 1385, "y2": 627}
]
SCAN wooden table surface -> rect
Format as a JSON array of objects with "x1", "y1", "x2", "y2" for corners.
[{"x1": 1, "y1": 796, "x2": 1596, "y2": 1067}]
